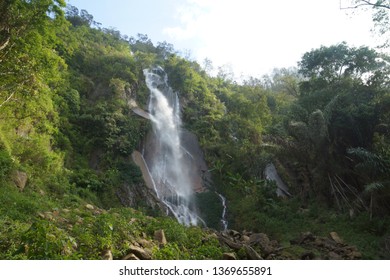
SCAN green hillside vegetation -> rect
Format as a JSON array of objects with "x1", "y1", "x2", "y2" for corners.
[{"x1": 1, "y1": 0, "x2": 390, "y2": 259}]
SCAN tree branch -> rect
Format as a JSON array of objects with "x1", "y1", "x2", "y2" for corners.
[
  {"x1": 340, "y1": 0, "x2": 390, "y2": 10},
  {"x1": 0, "y1": 91, "x2": 15, "y2": 108}
]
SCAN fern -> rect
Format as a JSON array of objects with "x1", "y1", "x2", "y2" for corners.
[{"x1": 347, "y1": 147, "x2": 390, "y2": 175}]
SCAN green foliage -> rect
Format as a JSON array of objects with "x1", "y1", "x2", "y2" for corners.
[
  {"x1": 298, "y1": 42, "x2": 384, "y2": 82},
  {"x1": 1, "y1": 2, "x2": 390, "y2": 261},
  {"x1": 21, "y1": 220, "x2": 76, "y2": 259},
  {"x1": 0, "y1": 148, "x2": 13, "y2": 182},
  {"x1": 196, "y1": 191, "x2": 224, "y2": 229}
]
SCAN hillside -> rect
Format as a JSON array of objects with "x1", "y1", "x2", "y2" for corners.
[{"x1": 1, "y1": 1, "x2": 390, "y2": 259}]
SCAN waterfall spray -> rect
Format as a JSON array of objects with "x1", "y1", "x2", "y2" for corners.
[{"x1": 143, "y1": 67, "x2": 200, "y2": 226}]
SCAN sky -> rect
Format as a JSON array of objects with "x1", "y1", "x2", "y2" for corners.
[{"x1": 66, "y1": 0, "x2": 380, "y2": 80}]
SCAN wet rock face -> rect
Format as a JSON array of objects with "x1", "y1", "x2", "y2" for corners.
[{"x1": 180, "y1": 129, "x2": 210, "y2": 193}]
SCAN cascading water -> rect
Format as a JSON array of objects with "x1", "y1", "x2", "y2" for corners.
[
  {"x1": 143, "y1": 67, "x2": 200, "y2": 226},
  {"x1": 216, "y1": 192, "x2": 228, "y2": 231}
]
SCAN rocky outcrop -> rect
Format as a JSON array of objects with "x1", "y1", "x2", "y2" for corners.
[
  {"x1": 264, "y1": 163, "x2": 291, "y2": 197},
  {"x1": 131, "y1": 107, "x2": 151, "y2": 120},
  {"x1": 125, "y1": 151, "x2": 167, "y2": 213},
  {"x1": 116, "y1": 181, "x2": 166, "y2": 213},
  {"x1": 290, "y1": 231, "x2": 362, "y2": 259},
  {"x1": 217, "y1": 230, "x2": 277, "y2": 260},
  {"x1": 131, "y1": 151, "x2": 155, "y2": 192},
  {"x1": 216, "y1": 230, "x2": 362, "y2": 260},
  {"x1": 180, "y1": 130, "x2": 210, "y2": 193}
]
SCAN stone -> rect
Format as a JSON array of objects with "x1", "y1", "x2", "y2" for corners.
[
  {"x1": 154, "y1": 229, "x2": 167, "y2": 245},
  {"x1": 329, "y1": 232, "x2": 344, "y2": 244},
  {"x1": 12, "y1": 171, "x2": 28, "y2": 191},
  {"x1": 228, "y1": 230, "x2": 241, "y2": 238},
  {"x1": 138, "y1": 238, "x2": 153, "y2": 248},
  {"x1": 240, "y1": 235, "x2": 251, "y2": 243},
  {"x1": 328, "y1": 251, "x2": 342, "y2": 260},
  {"x1": 122, "y1": 253, "x2": 140, "y2": 260},
  {"x1": 218, "y1": 234, "x2": 243, "y2": 250},
  {"x1": 301, "y1": 251, "x2": 316, "y2": 260},
  {"x1": 129, "y1": 245, "x2": 152, "y2": 260},
  {"x1": 37, "y1": 212, "x2": 45, "y2": 219},
  {"x1": 249, "y1": 233, "x2": 270, "y2": 245},
  {"x1": 244, "y1": 245, "x2": 263, "y2": 260},
  {"x1": 223, "y1": 252, "x2": 236, "y2": 260},
  {"x1": 347, "y1": 250, "x2": 362, "y2": 259},
  {"x1": 85, "y1": 204, "x2": 94, "y2": 210},
  {"x1": 249, "y1": 233, "x2": 273, "y2": 255},
  {"x1": 292, "y1": 232, "x2": 315, "y2": 245},
  {"x1": 102, "y1": 249, "x2": 113, "y2": 260}
]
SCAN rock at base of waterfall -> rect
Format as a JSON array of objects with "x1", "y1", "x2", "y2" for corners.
[
  {"x1": 248, "y1": 233, "x2": 274, "y2": 255},
  {"x1": 154, "y1": 229, "x2": 167, "y2": 245},
  {"x1": 223, "y1": 252, "x2": 237, "y2": 260},
  {"x1": 129, "y1": 244, "x2": 152, "y2": 260},
  {"x1": 244, "y1": 245, "x2": 264, "y2": 260},
  {"x1": 122, "y1": 253, "x2": 140, "y2": 260},
  {"x1": 329, "y1": 231, "x2": 344, "y2": 244}
]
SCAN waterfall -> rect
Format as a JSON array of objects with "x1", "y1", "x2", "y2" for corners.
[
  {"x1": 216, "y1": 192, "x2": 228, "y2": 231},
  {"x1": 143, "y1": 67, "x2": 200, "y2": 226}
]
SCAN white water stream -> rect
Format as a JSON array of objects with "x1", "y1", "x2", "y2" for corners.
[
  {"x1": 143, "y1": 67, "x2": 200, "y2": 226},
  {"x1": 216, "y1": 192, "x2": 228, "y2": 231}
]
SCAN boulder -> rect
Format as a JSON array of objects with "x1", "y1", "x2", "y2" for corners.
[
  {"x1": 244, "y1": 245, "x2": 263, "y2": 260},
  {"x1": 228, "y1": 230, "x2": 241, "y2": 239},
  {"x1": 102, "y1": 249, "x2": 113, "y2": 260},
  {"x1": 329, "y1": 232, "x2": 344, "y2": 244},
  {"x1": 328, "y1": 251, "x2": 342, "y2": 260},
  {"x1": 122, "y1": 253, "x2": 140, "y2": 260},
  {"x1": 347, "y1": 250, "x2": 362, "y2": 259},
  {"x1": 154, "y1": 229, "x2": 167, "y2": 245},
  {"x1": 240, "y1": 235, "x2": 250, "y2": 243},
  {"x1": 137, "y1": 238, "x2": 154, "y2": 248},
  {"x1": 249, "y1": 233, "x2": 274, "y2": 255},
  {"x1": 301, "y1": 252, "x2": 316, "y2": 260},
  {"x1": 223, "y1": 252, "x2": 237, "y2": 260},
  {"x1": 12, "y1": 171, "x2": 28, "y2": 191},
  {"x1": 129, "y1": 244, "x2": 152, "y2": 260},
  {"x1": 218, "y1": 234, "x2": 243, "y2": 250},
  {"x1": 291, "y1": 232, "x2": 315, "y2": 245},
  {"x1": 85, "y1": 204, "x2": 94, "y2": 210}
]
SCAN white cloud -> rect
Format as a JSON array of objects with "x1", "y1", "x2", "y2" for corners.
[{"x1": 163, "y1": 0, "x2": 376, "y2": 80}]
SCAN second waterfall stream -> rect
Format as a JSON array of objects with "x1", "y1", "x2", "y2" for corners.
[{"x1": 143, "y1": 67, "x2": 201, "y2": 226}]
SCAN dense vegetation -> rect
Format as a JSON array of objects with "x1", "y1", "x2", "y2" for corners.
[{"x1": 1, "y1": 0, "x2": 390, "y2": 259}]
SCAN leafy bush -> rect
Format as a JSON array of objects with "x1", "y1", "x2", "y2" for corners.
[
  {"x1": 21, "y1": 220, "x2": 77, "y2": 259},
  {"x1": 0, "y1": 148, "x2": 13, "y2": 181}
]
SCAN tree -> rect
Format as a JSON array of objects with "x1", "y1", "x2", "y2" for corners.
[
  {"x1": 0, "y1": 0, "x2": 66, "y2": 109},
  {"x1": 276, "y1": 42, "x2": 390, "y2": 207},
  {"x1": 341, "y1": 0, "x2": 390, "y2": 47},
  {"x1": 261, "y1": 67, "x2": 301, "y2": 97},
  {"x1": 298, "y1": 42, "x2": 384, "y2": 83}
]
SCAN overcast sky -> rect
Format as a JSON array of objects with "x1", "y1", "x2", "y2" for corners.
[{"x1": 67, "y1": 0, "x2": 379, "y2": 80}]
